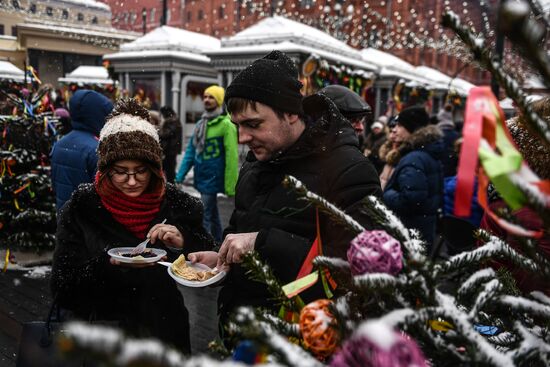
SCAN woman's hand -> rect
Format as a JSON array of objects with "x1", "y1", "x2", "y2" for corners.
[{"x1": 148, "y1": 223, "x2": 184, "y2": 248}]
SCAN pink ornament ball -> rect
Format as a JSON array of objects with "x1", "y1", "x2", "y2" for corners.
[
  {"x1": 330, "y1": 327, "x2": 427, "y2": 367},
  {"x1": 347, "y1": 230, "x2": 403, "y2": 276}
]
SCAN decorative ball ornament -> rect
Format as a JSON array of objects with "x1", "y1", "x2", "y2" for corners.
[
  {"x1": 347, "y1": 230, "x2": 403, "y2": 276},
  {"x1": 299, "y1": 299, "x2": 339, "y2": 359},
  {"x1": 330, "y1": 323, "x2": 427, "y2": 367}
]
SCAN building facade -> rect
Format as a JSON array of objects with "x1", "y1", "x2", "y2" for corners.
[
  {"x1": 102, "y1": 0, "x2": 499, "y2": 85},
  {"x1": 0, "y1": 0, "x2": 137, "y2": 85}
]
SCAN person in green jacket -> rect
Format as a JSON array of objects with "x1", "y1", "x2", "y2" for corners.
[{"x1": 176, "y1": 85, "x2": 238, "y2": 241}]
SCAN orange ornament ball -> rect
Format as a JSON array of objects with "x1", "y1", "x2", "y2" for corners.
[{"x1": 299, "y1": 299, "x2": 339, "y2": 359}]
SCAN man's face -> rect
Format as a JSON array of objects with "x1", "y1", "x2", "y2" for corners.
[
  {"x1": 231, "y1": 102, "x2": 295, "y2": 162},
  {"x1": 203, "y1": 93, "x2": 218, "y2": 112},
  {"x1": 350, "y1": 117, "x2": 365, "y2": 136}
]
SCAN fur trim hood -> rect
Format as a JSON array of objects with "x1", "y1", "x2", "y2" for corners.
[{"x1": 386, "y1": 125, "x2": 444, "y2": 165}]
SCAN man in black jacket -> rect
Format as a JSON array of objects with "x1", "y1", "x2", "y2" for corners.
[{"x1": 189, "y1": 50, "x2": 381, "y2": 327}]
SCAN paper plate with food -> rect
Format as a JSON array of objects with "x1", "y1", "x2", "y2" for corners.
[
  {"x1": 166, "y1": 255, "x2": 226, "y2": 288},
  {"x1": 107, "y1": 247, "x2": 167, "y2": 264}
]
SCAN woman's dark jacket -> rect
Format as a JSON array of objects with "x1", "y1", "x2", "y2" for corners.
[
  {"x1": 51, "y1": 183, "x2": 214, "y2": 352},
  {"x1": 383, "y1": 125, "x2": 444, "y2": 247},
  {"x1": 218, "y1": 94, "x2": 382, "y2": 320},
  {"x1": 159, "y1": 116, "x2": 183, "y2": 159}
]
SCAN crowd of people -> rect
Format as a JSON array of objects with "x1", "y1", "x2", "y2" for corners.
[{"x1": 46, "y1": 49, "x2": 549, "y2": 353}]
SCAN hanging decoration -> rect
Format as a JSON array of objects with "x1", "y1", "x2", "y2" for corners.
[
  {"x1": 392, "y1": 79, "x2": 433, "y2": 112},
  {"x1": 300, "y1": 54, "x2": 374, "y2": 98}
]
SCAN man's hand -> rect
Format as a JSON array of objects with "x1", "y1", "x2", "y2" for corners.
[
  {"x1": 217, "y1": 232, "x2": 258, "y2": 267},
  {"x1": 188, "y1": 251, "x2": 218, "y2": 268}
]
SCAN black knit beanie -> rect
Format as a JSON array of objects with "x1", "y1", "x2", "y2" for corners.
[
  {"x1": 224, "y1": 50, "x2": 303, "y2": 114},
  {"x1": 395, "y1": 106, "x2": 430, "y2": 133}
]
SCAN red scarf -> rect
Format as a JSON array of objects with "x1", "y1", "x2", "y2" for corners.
[{"x1": 95, "y1": 173, "x2": 163, "y2": 239}]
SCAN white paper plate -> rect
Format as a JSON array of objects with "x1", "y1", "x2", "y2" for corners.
[
  {"x1": 167, "y1": 261, "x2": 226, "y2": 288},
  {"x1": 107, "y1": 247, "x2": 167, "y2": 264}
]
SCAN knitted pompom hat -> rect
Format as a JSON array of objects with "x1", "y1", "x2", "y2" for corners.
[{"x1": 97, "y1": 98, "x2": 162, "y2": 172}]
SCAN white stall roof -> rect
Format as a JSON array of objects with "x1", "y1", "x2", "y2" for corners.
[
  {"x1": 0, "y1": 60, "x2": 25, "y2": 82},
  {"x1": 106, "y1": 26, "x2": 220, "y2": 63},
  {"x1": 209, "y1": 16, "x2": 377, "y2": 72},
  {"x1": 58, "y1": 65, "x2": 114, "y2": 85},
  {"x1": 63, "y1": 0, "x2": 110, "y2": 12},
  {"x1": 360, "y1": 48, "x2": 428, "y2": 83}
]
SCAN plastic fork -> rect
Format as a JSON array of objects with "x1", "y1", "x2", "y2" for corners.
[{"x1": 131, "y1": 218, "x2": 167, "y2": 255}]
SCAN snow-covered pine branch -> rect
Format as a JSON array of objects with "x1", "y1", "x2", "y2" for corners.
[
  {"x1": 498, "y1": 295, "x2": 550, "y2": 318},
  {"x1": 509, "y1": 322, "x2": 550, "y2": 364},
  {"x1": 232, "y1": 307, "x2": 323, "y2": 367},
  {"x1": 442, "y1": 11, "x2": 550, "y2": 149},
  {"x1": 435, "y1": 291, "x2": 514, "y2": 366},
  {"x1": 364, "y1": 196, "x2": 427, "y2": 262},
  {"x1": 530, "y1": 291, "x2": 550, "y2": 305},
  {"x1": 283, "y1": 175, "x2": 364, "y2": 234},
  {"x1": 526, "y1": 0, "x2": 550, "y2": 30},
  {"x1": 262, "y1": 313, "x2": 301, "y2": 338},
  {"x1": 469, "y1": 279, "x2": 503, "y2": 318},
  {"x1": 458, "y1": 268, "x2": 497, "y2": 298},
  {"x1": 313, "y1": 256, "x2": 350, "y2": 273},
  {"x1": 60, "y1": 322, "x2": 254, "y2": 367},
  {"x1": 499, "y1": 1, "x2": 550, "y2": 89},
  {"x1": 241, "y1": 252, "x2": 300, "y2": 313},
  {"x1": 353, "y1": 272, "x2": 402, "y2": 290},
  {"x1": 436, "y1": 231, "x2": 539, "y2": 275}
]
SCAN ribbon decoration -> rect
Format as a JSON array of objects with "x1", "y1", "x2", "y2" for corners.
[
  {"x1": 454, "y1": 87, "x2": 549, "y2": 237},
  {"x1": 282, "y1": 210, "x2": 337, "y2": 299},
  {"x1": 3, "y1": 249, "x2": 9, "y2": 272}
]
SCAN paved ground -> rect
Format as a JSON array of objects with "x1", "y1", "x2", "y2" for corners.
[{"x1": 0, "y1": 183, "x2": 235, "y2": 366}]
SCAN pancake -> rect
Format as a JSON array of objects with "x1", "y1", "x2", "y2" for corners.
[{"x1": 171, "y1": 254, "x2": 215, "y2": 281}]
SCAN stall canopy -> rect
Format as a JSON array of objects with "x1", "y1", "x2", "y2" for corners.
[
  {"x1": 0, "y1": 60, "x2": 25, "y2": 82},
  {"x1": 58, "y1": 65, "x2": 114, "y2": 85},
  {"x1": 106, "y1": 25, "x2": 220, "y2": 63},
  {"x1": 209, "y1": 16, "x2": 377, "y2": 73},
  {"x1": 360, "y1": 48, "x2": 423, "y2": 83},
  {"x1": 415, "y1": 66, "x2": 474, "y2": 96}
]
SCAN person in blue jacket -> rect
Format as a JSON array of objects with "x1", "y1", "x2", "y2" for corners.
[
  {"x1": 50, "y1": 90, "x2": 113, "y2": 212},
  {"x1": 383, "y1": 106, "x2": 444, "y2": 251}
]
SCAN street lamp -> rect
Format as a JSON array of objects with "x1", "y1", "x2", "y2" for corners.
[{"x1": 142, "y1": 7, "x2": 147, "y2": 34}]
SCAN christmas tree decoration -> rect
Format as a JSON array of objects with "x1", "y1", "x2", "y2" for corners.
[
  {"x1": 347, "y1": 230, "x2": 403, "y2": 276},
  {"x1": 330, "y1": 321, "x2": 427, "y2": 367},
  {"x1": 299, "y1": 299, "x2": 339, "y2": 359},
  {"x1": 0, "y1": 85, "x2": 61, "y2": 251}
]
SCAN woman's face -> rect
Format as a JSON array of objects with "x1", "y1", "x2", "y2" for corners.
[
  {"x1": 393, "y1": 124, "x2": 411, "y2": 143},
  {"x1": 108, "y1": 160, "x2": 151, "y2": 197}
]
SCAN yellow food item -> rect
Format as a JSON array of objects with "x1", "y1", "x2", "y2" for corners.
[{"x1": 172, "y1": 255, "x2": 215, "y2": 281}]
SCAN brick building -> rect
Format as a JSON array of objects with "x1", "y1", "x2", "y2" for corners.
[{"x1": 101, "y1": 0, "x2": 503, "y2": 85}]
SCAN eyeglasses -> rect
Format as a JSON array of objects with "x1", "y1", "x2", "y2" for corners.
[{"x1": 109, "y1": 167, "x2": 150, "y2": 183}]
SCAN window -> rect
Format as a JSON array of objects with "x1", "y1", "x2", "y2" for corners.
[
  {"x1": 11, "y1": 25, "x2": 16, "y2": 36},
  {"x1": 198, "y1": 9, "x2": 203, "y2": 20},
  {"x1": 77, "y1": 12, "x2": 84, "y2": 21},
  {"x1": 11, "y1": 0, "x2": 19, "y2": 10},
  {"x1": 219, "y1": 6, "x2": 224, "y2": 18},
  {"x1": 166, "y1": 9, "x2": 170, "y2": 23},
  {"x1": 150, "y1": 8, "x2": 155, "y2": 23},
  {"x1": 46, "y1": 6, "x2": 53, "y2": 16},
  {"x1": 92, "y1": 16, "x2": 98, "y2": 24},
  {"x1": 300, "y1": 0, "x2": 313, "y2": 8},
  {"x1": 186, "y1": 11, "x2": 191, "y2": 22},
  {"x1": 62, "y1": 9, "x2": 68, "y2": 19},
  {"x1": 28, "y1": 3, "x2": 36, "y2": 13},
  {"x1": 0, "y1": 25, "x2": 4, "y2": 35}
]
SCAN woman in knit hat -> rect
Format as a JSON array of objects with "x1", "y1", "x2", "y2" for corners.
[{"x1": 51, "y1": 98, "x2": 215, "y2": 353}]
